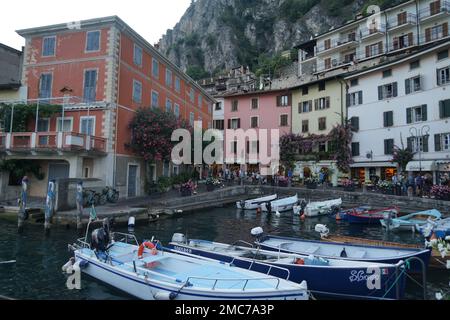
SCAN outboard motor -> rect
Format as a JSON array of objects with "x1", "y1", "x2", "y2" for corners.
[
  {"x1": 330, "y1": 205, "x2": 340, "y2": 216},
  {"x1": 171, "y1": 233, "x2": 186, "y2": 244},
  {"x1": 128, "y1": 216, "x2": 136, "y2": 233},
  {"x1": 251, "y1": 227, "x2": 264, "y2": 242},
  {"x1": 314, "y1": 224, "x2": 329, "y2": 239},
  {"x1": 91, "y1": 218, "x2": 111, "y2": 252}
]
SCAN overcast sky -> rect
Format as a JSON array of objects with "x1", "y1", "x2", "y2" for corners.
[{"x1": 1, "y1": 0, "x2": 192, "y2": 50}]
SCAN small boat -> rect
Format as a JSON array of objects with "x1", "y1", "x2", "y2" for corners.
[
  {"x1": 347, "y1": 207, "x2": 399, "y2": 225},
  {"x1": 236, "y1": 194, "x2": 277, "y2": 210},
  {"x1": 261, "y1": 194, "x2": 299, "y2": 213},
  {"x1": 335, "y1": 206, "x2": 372, "y2": 221},
  {"x1": 67, "y1": 221, "x2": 308, "y2": 300},
  {"x1": 167, "y1": 234, "x2": 407, "y2": 300},
  {"x1": 417, "y1": 217, "x2": 450, "y2": 239},
  {"x1": 380, "y1": 209, "x2": 442, "y2": 232},
  {"x1": 253, "y1": 229, "x2": 431, "y2": 273},
  {"x1": 323, "y1": 235, "x2": 448, "y2": 270},
  {"x1": 302, "y1": 198, "x2": 342, "y2": 217}
]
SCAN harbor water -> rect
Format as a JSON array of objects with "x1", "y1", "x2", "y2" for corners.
[{"x1": 0, "y1": 205, "x2": 448, "y2": 300}]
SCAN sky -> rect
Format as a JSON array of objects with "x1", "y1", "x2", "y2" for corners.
[{"x1": 0, "y1": 0, "x2": 192, "y2": 50}]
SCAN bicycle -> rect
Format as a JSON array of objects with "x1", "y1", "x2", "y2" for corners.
[{"x1": 83, "y1": 189, "x2": 101, "y2": 207}]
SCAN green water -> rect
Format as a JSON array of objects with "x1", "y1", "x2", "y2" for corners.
[{"x1": 0, "y1": 206, "x2": 448, "y2": 300}]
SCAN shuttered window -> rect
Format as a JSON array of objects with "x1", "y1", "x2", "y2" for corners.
[
  {"x1": 405, "y1": 76, "x2": 421, "y2": 94},
  {"x1": 350, "y1": 117, "x2": 359, "y2": 132},
  {"x1": 351, "y1": 142, "x2": 360, "y2": 157},
  {"x1": 384, "y1": 139, "x2": 394, "y2": 155},
  {"x1": 383, "y1": 111, "x2": 394, "y2": 127},
  {"x1": 83, "y1": 70, "x2": 97, "y2": 103},
  {"x1": 437, "y1": 66, "x2": 450, "y2": 86},
  {"x1": 39, "y1": 74, "x2": 52, "y2": 100},
  {"x1": 407, "y1": 105, "x2": 427, "y2": 124},
  {"x1": 86, "y1": 31, "x2": 100, "y2": 52},
  {"x1": 42, "y1": 36, "x2": 56, "y2": 56},
  {"x1": 439, "y1": 99, "x2": 450, "y2": 118},
  {"x1": 378, "y1": 82, "x2": 398, "y2": 100}
]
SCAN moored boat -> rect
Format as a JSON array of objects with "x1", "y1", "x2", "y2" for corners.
[
  {"x1": 261, "y1": 194, "x2": 299, "y2": 213},
  {"x1": 301, "y1": 198, "x2": 342, "y2": 217},
  {"x1": 167, "y1": 235, "x2": 407, "y2": 300},
  {"x1": 335, "y1": 206, "x2": 372, "y2": 221},
  {"x1": 252, "y1": 229, "x2": 431, "y2": 273},
  {"x1": 236, "y1": 194, "x2": 277, "y2": 210},
  {"x1": 417, "y1": 217, "x2": 450, "y2": 239},
  {"x1": 347, "y1": 207, "x2": 399, "y2": 225},
  {"x1": 66, "y1": 221, "x2": 309, "y2": 300},
  {"x1": 380, "y1": 209, "x2": 442, "y2": 232}
]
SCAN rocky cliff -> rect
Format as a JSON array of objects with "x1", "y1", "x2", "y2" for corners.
[{"x1": 158, "y1": 0, "x2": 402, "y2": 79}]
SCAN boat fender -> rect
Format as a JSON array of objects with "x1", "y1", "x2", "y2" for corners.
[
  {"x1": 62, "y1": 257, "x2": 75, "y2": 272},
  {"x1": 138, "y1": 242, "x2": 157, "y2": 259},
  {"x1": 251, "y1": 227, "x2": 264, "y2": 237},
  {"x1": 153, "y1": 291, "x2": 177, "y2": 300},
  {"x1": 79, "y1": 260, "x2": 89, "y2": 269}
]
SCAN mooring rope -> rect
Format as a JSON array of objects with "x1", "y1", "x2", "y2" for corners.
[{"x1": 0, "y1": 260, "x2": 16, "y2": 265}]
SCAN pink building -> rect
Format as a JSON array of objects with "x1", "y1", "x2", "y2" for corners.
[{"x1": 223, "y1": 90, "x2": 292, "y2": 173}]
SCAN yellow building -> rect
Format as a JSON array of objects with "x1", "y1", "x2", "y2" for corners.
[{"x1": 291, "y1": 76, "x2": 348, "y2": 186}]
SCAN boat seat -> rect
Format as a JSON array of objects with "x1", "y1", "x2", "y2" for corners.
[{"x1": 351, "y1": 250, "x2": 366, "y2": 259}]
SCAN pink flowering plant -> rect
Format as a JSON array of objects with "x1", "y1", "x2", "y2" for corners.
[{"x1": 431, "y1": 185, "x2": 450, "y2": 201}]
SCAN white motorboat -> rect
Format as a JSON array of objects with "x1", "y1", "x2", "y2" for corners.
[
  {"x1": 260, "y1": 195, "x2": 299, "y2": 213},
  {"x1": 299, "y1": 198, "x2": 342, "y2": 217},
  {"x1": 236, "y1": 194, "x2": 277, "y2": 210}
]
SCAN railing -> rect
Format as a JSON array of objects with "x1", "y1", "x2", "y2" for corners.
[
  {"x1": 387, "y1": 13, "x2": 417, "y2": 30},
  {"x1": 419, "y1": 1, "x2": 450, "y2": 20},
  {"x1": 317, "y1": 35, "x2": 359, "y2": 53},
  {"x1": 2, "y1": 131, "x2": 107, "y2": 153},
  {"x1": 419, "y1": 32, "x2": 449, "y2": 44},
  {"x1": 185, "y1": 276, "x2": 281, "y2": 291},
  {"x1": 360, "y1": 24, "x2": 387, "y2": 38},
  {"x1": 229, "y1": 256, "x2": 291, "y2": 281},
  {"x1": 388, "y1": 39, "x2": 416, "y2": 52}
]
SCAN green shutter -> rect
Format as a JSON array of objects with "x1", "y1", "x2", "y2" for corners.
[
  {"x1": 406, "y1": 108, "x2": 412, "y2": 124},
  {"x1": 440, "y1": 101, "x2": 444, "y2": 118},
  {"x1": 423, "y1": 135, "x2": 429, "y2": 153},
  {"x1": 405, "y1": 79, "x2": 411, "y2": 94},
  {"x1": 378, "y1": 86, "x2": 383, "y2": 100},
  {"x1": 422, "y1": 105, "x2": 427, "y2": 121},
  {"x1": 392, "y1": 82, "x2": 398, "y2": 97},
  {"x1": 435, "y1": 134, "x2": 442, "y2": 152}
]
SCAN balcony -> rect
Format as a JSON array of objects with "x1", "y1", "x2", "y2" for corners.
[
  {"x1": 360, "y1": 24, "x2": 387, "y2": 40},
  {"x1": 387, "y1": 13, "x2": 417, "y2": 31},
  {"x1": 316, "y1": 57, "x2": 357, "y2": 73},
  {"x1": 419, "y1": 31, "x2": 449, "y2": 44},
  {"x1": 0, "y1": 132, "x2": 107, "y2": 154},
  {"x1": 388, "y1": 38, "x2": 417, "y2": 53},
  {"x1": 419, "y1": 1, "x2": 450, "y2": 22},
  {"x1": 317, "y1": 35, "x2": 359, "y2": 55}
]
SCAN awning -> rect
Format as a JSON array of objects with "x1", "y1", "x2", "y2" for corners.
[
  {"x1": 406, "y1": 161, "x2": 437, "y2": 172},
  {"x1": 350, "y1": 162, "x2": 396, "y2": 168}
]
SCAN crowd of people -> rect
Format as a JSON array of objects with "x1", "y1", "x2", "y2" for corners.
[{"x1": 382, "y1": 172, "x2": 449, "y2": 198}]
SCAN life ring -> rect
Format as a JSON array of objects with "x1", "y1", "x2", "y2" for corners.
[
  {"x1": 295, "y1": 258, "x2": 305, "y2": 265},
  {"x1": 138, "y1": 242, "x2": 158, "y2": 259}
]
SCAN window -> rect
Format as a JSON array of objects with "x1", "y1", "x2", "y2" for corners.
[
  {"x1": 214, "y1": 120, "x2": 224, "y2": 130},
  {"x1": 174, "y1": 104, "x2": 180, "y2": 118},
  {"x1": 378, "y1": 82, "x2": 398, "y2": 100},
  {"x1": 318, "y1": 81, "x2": 326, "y2": 91},
  {"x1": 165, "y1": 69, "x2": 172, "y2": 87},
  {"x1": 86, "y1": 31, "x2": 100, "y2": 52},
  {"x1": 56, "y1": 117, "x2": 73, "y2": 133},
  {"x1": 298, "y1": 100, "x2": 312, "y2": 113},
  {"x1": 437, "y1": 50, "x2": 449, "y2": 61},
  {"x1": 83, "y1": 70, "x2": 97, "y2": 103},
  {"x1": 350, "y1": 79, "x2": 359, "y2": 87},
  {"x1": 302, "y1": 120, "x2": 309, "y2": 133},
  {"x1": 151, "y1": 91, "x2": 159, "y2": 108},
  {"x1": 408, "y1": 136, "x2": 429, "y2": 153},
  {"x1": 302, "y1": 86, "x2": 309, "y2": 95},
  {"x1": 277, "y1": 95, "x2": 291, "y2": 107},
  {"x1": 382, "y1": 69, "x2": 392, "y2": 78},
  {"x1": 350, "y1": 117, "x2": 359, "y2": 132},
  {"x1": 39, "y1": 74, "x2": 52, "y2": 100},
  {"x1": 393, "y1": 33, "x2": 413, "y2": 50},
  {"x1": 215, "y1": 102, "x2": 222, "y2": 110},
  {"x1": 383, "y1": 111, "x2": 394, "y2": 127},
  {"x1": 366, "y1": 42, "x2": 382, "y2": 57},
  {"x1": 439, "y1": 99, "x2": 450, "y2": 118},
  {"x1": 173, "y1": 165, "x2": 180, "y2": 176},
  {"x1": 228, "y1": 118, "x2": 241, "y2": 129},
  {"x1": 315, "y1": 97, "x2": 330, "y2": 110},
  {"x1": 348, "y1": 91, "x2": 363, "y2": 106},
  {"x1": 318, "y1": 117, "x2": 326, "y2": 131},
  {"x1": 133, "y1": 45, "x2": 142, "y2": 67},
  {"x1": 189, "y1": 112, "x2": 195, "y2": 126},
  {"x1": 324, "y1": 39, "x2": 331, "y2": 50},
  {"x1": 405, "y1": 76, "x2": 421, "y2": 94},
  {"x1": 247, "y1": 141, "x2": 260, "y2": 155},
  {"x1": 410, "y1": 60, "x2": 420, "y2": 70},
  {"x1": 231, "y1": 100, "x2": 239, "y2": 112},
  {"x1": 407, "y1": 105, "x2": 427, "y2": 123},
  {"x1": 437, "y1": 66, "x2": 450, "y2": 85},
  {"x1": 251, "y1": 98, "x2": 258, "y2": 109},
  {"x1": 152, "y1": 58, "x2": 159, "y2": 78},
  {"x1": 198, "y1": 95, "x2": 202, "y2": 107},
  {"x1": 166, "y1": 99, "x2": 172, "y2": 113},
  {"x1": 384, "y1": 139, "x2": 394, "y2": 155},
  {"x1": 351, "y1": 142, "x2": 360, "y2": 157},
  {"x1": 435, "y1": 133, "x2": 450, "y2": 151},
  {"x1": 431, "y1": 25, "x2": 444, "y2": 41},
  {"x1": 80, "y1": 116, "x2": 95, "y2": 136},
  {"x1": 175, "y1": 76, "x2": 181, "y2": 92},
  {"x1": 190, "y1": 88, "x2": 195, "y2": 103},
  {"x1": 133, "y1": 80, "x2": 142, "y2": 103},
  {"x1": 251, "y1": 116, "x2": 258, "y2": 128},
  {"x1": 231, "y1": 141, "x2": 238, "y2": 154},
  {"x1": 397, "y1": 11, "x2": 407, "y2": 25},
  {"x1": 163, "y1": 162, "x2": 170, "y2": 177},
  {"x1": 42, "y1": 36, "x2": 56, "y2": 56},
  {"x1": 280, "y1": 115, "x2": 289, "y2": 127}
]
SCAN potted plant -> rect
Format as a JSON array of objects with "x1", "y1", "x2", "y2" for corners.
[
  {"x1": 377, "y1": 180, "x2": 393, "y2": 195},
  {"x1": 180, "y1": 180, "x2": 197, "y2": 197},
  {"x1": 342, "y1": 179, "x2": 355, "y2": 192},
  {"x1": 156, "y1": 177, "x2": 172, "y2": 193},
  {"x1": 278, "y1": 176, "x2": 289, "y2": 187},
  {"x1": 206, "y1": 178, "x2": 217, "y2": 192},
  {"x1": 431, "y1": 185, "x2": 450, "y2": 201}
]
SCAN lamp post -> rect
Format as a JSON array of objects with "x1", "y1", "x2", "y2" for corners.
[{"x1": 409, "y1": 125, "x2": 430, "y2": 176}]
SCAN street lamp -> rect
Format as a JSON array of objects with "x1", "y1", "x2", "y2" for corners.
[{"x1": 409, "y1": 125, "x2": 430, "y2": 176}]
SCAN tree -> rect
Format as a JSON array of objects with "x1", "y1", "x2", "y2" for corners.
[
  {"x1": 329, "y1": 124, "x2": 354, "y2": 174},
  {"x1": 128, "y1": 108, "x2": 190, "y2": 162},
  {"x1": 391, "y1": 135, "x2": 415, "y2": 172}
]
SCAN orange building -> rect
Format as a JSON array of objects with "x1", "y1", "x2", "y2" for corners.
[{"x1": 0, "y1": 16, "x2": 214, "y2": 200}]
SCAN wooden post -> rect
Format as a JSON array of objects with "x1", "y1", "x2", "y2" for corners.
[
  {"x1": 44, "y1": 180, "x2": 56, "y2": 234},
  {"x1": 76, "y1": 181, "x2": 84, "y2": 231},
  {"x1": 17, "y1": 176, "x2": 28, "y2": 233}
]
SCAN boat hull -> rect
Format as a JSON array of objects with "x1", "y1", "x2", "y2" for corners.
[
  {"x1": 167, "y1": 244, "x2": 407, "y2": 300},
  {"x1": 304, "y1": 199, "x2": 342, "y2": 217},
  {"x1": 74, "y1": 252, "x2": 308, "y2": 300},
  {"x1": 260, "y1": 195, "x2": 298, "y2": 213},
  {"x1": 236, "y1": 195, "x2": 277, "y2": 210}
]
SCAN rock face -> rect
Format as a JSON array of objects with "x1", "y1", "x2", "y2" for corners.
[{"x1": 158, "y1": 0, "x2": 400, "y2": 78}]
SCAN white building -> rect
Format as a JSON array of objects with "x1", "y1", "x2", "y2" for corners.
[
  {"x1": 213, "y1": 97, "x2": 225, "y2": 131},
  {"x1": 346, "y1": 41, "x2": 450, "y2": 184}
]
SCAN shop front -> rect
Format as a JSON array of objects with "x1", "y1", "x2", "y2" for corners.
[
  {"x1": 405, "y1": 161, "x2": 437, "y2": 184},
  {"x1": 294, "y1": 161, "x2": 339, "y2": 186},
  {"x1": 436, "y1": 161, "x2": 450, "y2": 185},
  {"x1": 350, "y1": 162, "x2": 398, "y2": 186}
]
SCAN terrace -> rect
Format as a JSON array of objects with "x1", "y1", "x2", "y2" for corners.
[
  {"x1": 419, "y1": 1, "x2": 450, "y2": 22},
  {"x1": 387, "y1": 13, "x2": 417, "y2": 32}
]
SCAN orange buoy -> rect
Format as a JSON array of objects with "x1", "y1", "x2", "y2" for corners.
[
  {"x1": 295, "y1": 258, "x2": 305, "y2": 265},
  {"x1": 138, "y1": 242, "x2": 158, "y2": 259},
  {"x1": 336, "y1": 213, "x2": 342, "y2": 221}
]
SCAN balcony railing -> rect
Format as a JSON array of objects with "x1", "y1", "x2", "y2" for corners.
[
  {"x1": 420, "y1": 31, "x2": 449, "y2": 44},
  {"x1": 419, "y1": 1, "x2": 450, "y2": 20},
  {"x1": 360, "y1": 24, "x2": 387, "y2": 39},
  {"x1": 388, "y1": 38, "x2": 417, "y2": 52},
  {"x1": 387, "y1": 13, "x2": 417, "y2": 30},
  {"x1": 0, "y1": 131, "x2": 107, "y2": 153},
  {"x1": 317, "y1": 35, "x2": 359, "y2": 54}
]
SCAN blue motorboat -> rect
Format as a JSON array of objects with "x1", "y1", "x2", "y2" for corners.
[
  {"x1": 252, "y1": 229, "x2": 430, "y2": 273},
  {"x1": 335, "y1": 206, "x2": 372, "y2": 221},
  {"x1": 417, "y1": 217, "x2": 450, "y2": 239},
  {"x1": 167, "y1": 234, "x2": 407, "y2": 300},
  {"x1": 380, "y1": 209, "x2": 442, "y2": 232}
]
